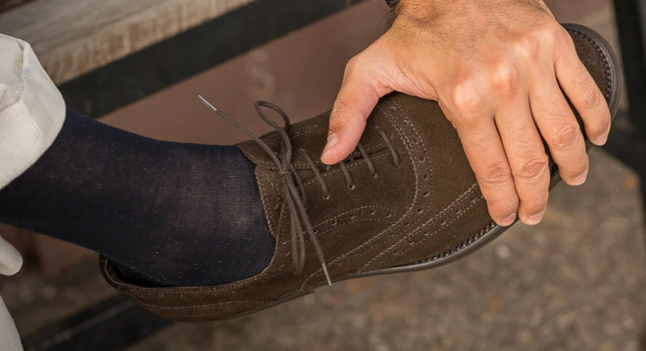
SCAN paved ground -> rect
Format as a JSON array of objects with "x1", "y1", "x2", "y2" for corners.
[{"x1": 3, "y1": 1, "x2": 646, "y2": 350}]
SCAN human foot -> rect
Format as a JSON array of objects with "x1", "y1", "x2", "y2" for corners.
[{"x1": 0, "y1": 109, "x2": 275, "y2": 287}]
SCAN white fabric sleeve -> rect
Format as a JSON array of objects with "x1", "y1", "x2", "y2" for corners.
[
  {"x1": 0, "y1": 295, "x2": 22, "y2": 351},
  {"x1": 0, "y1": 33, "x2": 67, "y2": 351},
  {"x1": 0, "y1": 34, "x2": 65, "y2": 189}
]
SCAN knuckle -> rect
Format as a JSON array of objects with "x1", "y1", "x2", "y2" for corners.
[
  {"x1": 531, "y1": 22, "x2": 561, "y2": 42},
  {"x1": 563, "y1": 159, "x2": 588, "y2": 178},
  {"x1": 450, "y1": 80, "x2": 484, "y2": 113},
  {"x1": 586, "y1": 116, "x2": 611, "y2": 138},
  {"x1": 516, "y1": 23, "x2": 558, "y2": 56},
  {"x1": 331, "y1": 99, "x2": 354, "y2": 118},
  {"x1": 549, "y1": 123, "x2": 580, "y2": 150},
  {"x1": 524, "y1": 198, "x2": 548, "y2": 213},
  {"x1": 514, "y1": 36, "x2": 541, "y2": 59},
  {"x1": 490, "y1": 62, "x2": 519, "y2": 94},
  {"x1": 579, "y1": 88, "x2": 602, "y2": 111},
  {"x1": 330, "y1": 101, "x2": 358, "y2": 132},
  {"x1": 478, "y1": 161, "x2": 513, "y2": 187},
  {"x1": 513, "y1": 154, "x2": 550, "y2": 181}
]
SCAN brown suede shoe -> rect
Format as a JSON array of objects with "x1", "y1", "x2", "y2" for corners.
[{"x1": 100, "y1": 24, "x2": 623, "y2": 322}]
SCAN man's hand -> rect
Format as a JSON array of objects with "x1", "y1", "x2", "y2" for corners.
[{"x1": 321, "y1": 0, "x2": 611, "y2": 226}]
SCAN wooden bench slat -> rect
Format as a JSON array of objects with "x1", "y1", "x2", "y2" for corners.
[{"x1": 0, "y1": 0, "x2": 254, "y2": 84}]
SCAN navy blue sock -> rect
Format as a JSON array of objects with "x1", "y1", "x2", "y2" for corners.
[{"x1": 0, "y1": 109, "x2": 275, "y2": 287}]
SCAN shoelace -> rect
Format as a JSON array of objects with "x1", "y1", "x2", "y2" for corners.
[{"x1": 199, "y1": 95, "x2": 399, "y2": 286}]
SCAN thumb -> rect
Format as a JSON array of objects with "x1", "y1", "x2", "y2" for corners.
[{"x1": 321, "y1": 59, "x2": 392, "y2": 165}]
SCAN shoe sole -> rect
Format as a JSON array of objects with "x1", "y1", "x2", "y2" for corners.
[{"x1": 226, "y1": 24, "x2": 624, "y2": 321}]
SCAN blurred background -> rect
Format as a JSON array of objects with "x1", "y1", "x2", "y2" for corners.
[{"x1": 0, "y1": 0, "x2": 644, "y2": 350}]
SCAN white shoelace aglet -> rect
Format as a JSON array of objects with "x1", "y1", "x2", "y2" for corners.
[
  {"x1": 322, "y1": 264, "x2": 332, "y2": 286},
  {"x1": 198, "y1": 95, "x2": 218, "y2": 112}
]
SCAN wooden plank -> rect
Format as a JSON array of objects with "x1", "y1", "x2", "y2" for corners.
[
  {"x1": 57, "y1": 0, "x2": 367, "y2": 117},
  {"x1": 0, "y1": 0, "x2": 254, "y2": 84}
]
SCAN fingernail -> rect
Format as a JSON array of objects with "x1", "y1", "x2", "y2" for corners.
[
  {"x1": 526, "y1": 210, "x2": 545, "y2": 225},
  {"x1": 571, "y1": 170, "x2": 588, "y2": 186},
  {"x1": 594, "y1": 130, "x2": 609, "y2": 146},
  {"x1": 501, "y1": 213, "x2": 517, "y2": 226},
  {"x1": 322, "y1": 132, "x2": 339, "y2": 157}
]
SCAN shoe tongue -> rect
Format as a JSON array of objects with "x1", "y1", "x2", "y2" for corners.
[{"x1": 236, "y1": 109, "x2": 396, "y2": 170}]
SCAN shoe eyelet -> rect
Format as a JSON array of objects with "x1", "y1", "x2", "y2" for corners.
[
  {"x1": 369, "y1": 210, "x2": 376, "y2": 215},
  {"x1": 386, "y1": 213, "x2": 392, "y2": 218},
  {"x1": 323, "y1": 193, "x2": 331, "y2": 200},
  {"x1": 419, "y1": 156, "x2": 425, "y2": 162},
  {"x1": 422, "y1": 174, "x2": 429, "y2": 180},
  {"x1": 349, "y1": 184, "x2": 356, "y2": 190},
  {"x1": 423, "y1": 191, "x2": 430, "y2": 197},
  {"x1": 440, "y1": 220, "x2": 447, "y2": 226},
  {"x1": 372, "y1": 173, "x2": 378, "y2": 179},
  {"x1": 417, "y1": 208, "x2": 423, "y2": 214},
  {"x1": 332, "y1": 219, "x2": 338, "y2": 226},
  {"x1": 350, "y1": 214, "x2": 356, "y2": 219}
]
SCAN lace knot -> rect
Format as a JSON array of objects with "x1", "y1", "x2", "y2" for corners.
[
  {"x1": 199, "y1": 95, "x2": 332, "y2": 286},
  {"x1": 198, "y1": 95, "x2": 400, "y2": 287}
]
